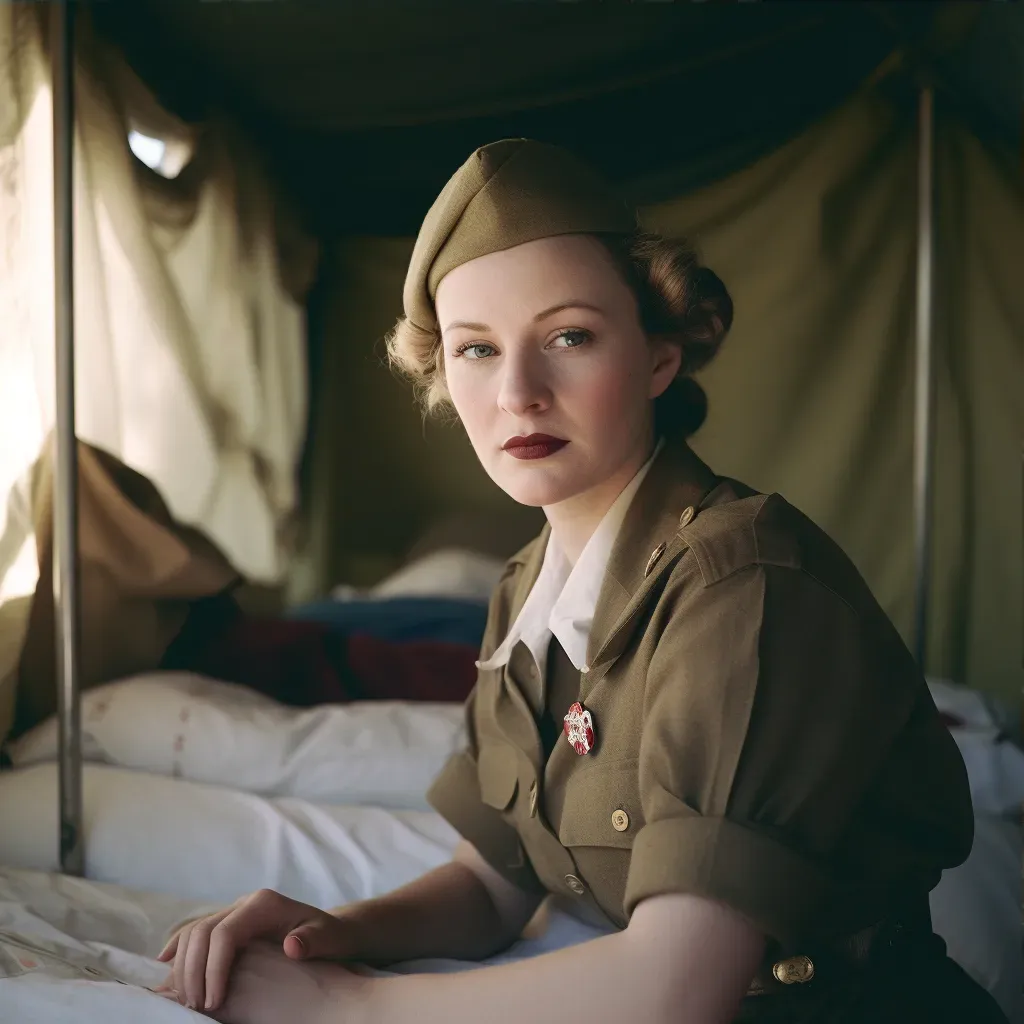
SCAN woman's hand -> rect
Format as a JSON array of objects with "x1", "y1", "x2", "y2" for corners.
[
  {"x1": 157, "y1": 889, "x2": 358, "y2": 1012},
  {"x1": 159, "y1": 941, "x2": 369, "y2": 1024}
]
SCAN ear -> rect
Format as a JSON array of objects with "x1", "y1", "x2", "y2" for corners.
[{"x1": 648, "y1": 337, "x2": 684, "y2": 399}]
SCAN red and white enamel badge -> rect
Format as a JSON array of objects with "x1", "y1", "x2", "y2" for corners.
[{"x1": 563, "y1": 702, "x2": 595, "y2": 755}]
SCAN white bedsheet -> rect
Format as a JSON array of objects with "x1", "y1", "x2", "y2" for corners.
[
  {"x1": 1, "y1": 684, "x2": 1021, "y2": 1022},
  {"x1": 0, "y1": 763, "x2": 460, "y2": 906},
  {"x1": 0, "y1": 867, "x2": 608, "y2": 1024},
  {"x1": 930, "y1": 814, "x2": 1024, "y2": 1023},
  {"x1": 0, "y1": 760, "x2": 1019, "y2": 1020},
  {"x1": 1, "y1": 846, "x2": 1020, "y2": 1024},
  {"x1": 0, "y1": 867, "x2": 217, "y2": 1022}
]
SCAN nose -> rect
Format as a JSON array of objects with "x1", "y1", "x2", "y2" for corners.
[{"x1": 496, "y1": 348, "x2": 552, "y2": 417}]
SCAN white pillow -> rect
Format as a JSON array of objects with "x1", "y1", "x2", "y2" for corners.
[
  {"x1": 928, "y1": 678, "x2": 1024, "y2": 815},
  {"x1": 0, "y1": 763, "x2": 460, "y2": 908},
  {"x1": 331, "y1": 547, "x2": 505, "y2": 603},
  {"x1": 927, "y1": 677, "x2": 1017, "y2": 734},
  {"x1": 5, "y1": 673, "x2": 466, "y2": 810}
]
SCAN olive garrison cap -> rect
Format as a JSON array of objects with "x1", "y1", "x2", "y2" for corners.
[{"x1": 403, "y1": 139, "x2": 637, "y2": 332}]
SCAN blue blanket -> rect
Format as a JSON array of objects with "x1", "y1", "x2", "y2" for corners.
[{"x1": 287, "y1": 596, "x2": 488, "y2": 649}]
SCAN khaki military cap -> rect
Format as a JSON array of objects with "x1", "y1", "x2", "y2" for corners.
[{"x1": 403, "y1": 139, "x2": 637, "y2": 331}]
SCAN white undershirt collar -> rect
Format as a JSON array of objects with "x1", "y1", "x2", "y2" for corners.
[{"x1": 477, "y1": 438, "x2": 663, "y2": 674}]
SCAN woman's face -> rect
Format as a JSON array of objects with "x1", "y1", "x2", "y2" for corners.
[{"x1": 436, "y1": 234, "x2": 680, "y2": 509}]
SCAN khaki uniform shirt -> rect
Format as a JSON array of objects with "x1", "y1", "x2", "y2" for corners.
[{"x1": 427, "y1": 439, "x2": 974, "y2": 953}]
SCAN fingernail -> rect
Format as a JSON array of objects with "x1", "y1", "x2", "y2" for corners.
[
  {"x1": 205, "y1": 997, "x2": 214, "y2": 1010},
  {"x1": 292, "y1": 934, "x2": 306, "y2": 954}
]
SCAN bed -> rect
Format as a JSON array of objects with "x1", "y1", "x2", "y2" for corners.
[
  {"x1": 0, "y1": 858, "x2": 619, "y2": 1024},
  {"x1": 0, "y1": 669, "x2": 615, "y2": 1024},
  {"x1": 0, "y1": 665, "x2": 1021, "y2": 1022}
]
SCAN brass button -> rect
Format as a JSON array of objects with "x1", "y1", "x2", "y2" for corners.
[
  {"x1": 772, "y1": 955, "x2": 815, "y2": 985},
  {"x1": 528, "y1": 780, "x2": 539, "y2": 817},
  {"x1": 678, "y1": 505, "x2": 696, "y2": 528},
  {"x1": 643, "y1": 542, "x2": 666, "y2": 578},
  {"x1": 564, "y1": 874, "x2": 586, "y2": 896},
  {"x1": 611, "y1": 809, "x2": 630, "y2": 832}
]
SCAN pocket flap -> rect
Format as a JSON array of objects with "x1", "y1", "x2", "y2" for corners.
[
  {"x1": 557, "y1": 759, "x2": 641, "y2": 849},
  {"x1": 477, "y1": 743, "x2": 519, "y2": 811}
]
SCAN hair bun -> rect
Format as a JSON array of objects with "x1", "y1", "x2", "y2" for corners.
[
  {"x1": 681, "y1": 266, "x2": 733, "y2": 375},
  {"x1": 653, "y1": 375, "x2": 708, "y2": 439}
]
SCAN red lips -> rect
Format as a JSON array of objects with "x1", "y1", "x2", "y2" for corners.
[{"x1": 502, "y1": 433, "x2": 569, "y2": 461}]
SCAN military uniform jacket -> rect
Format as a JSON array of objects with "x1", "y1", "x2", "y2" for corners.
[{"x1": 427, "y1": 439, "x2": 974, "y2": 956}]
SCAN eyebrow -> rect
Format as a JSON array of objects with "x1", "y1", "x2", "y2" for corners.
[{"x1": 443, "y1": 301, "x2": 605, "y2": 335}]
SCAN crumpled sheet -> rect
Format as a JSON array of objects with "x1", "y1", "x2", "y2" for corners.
[
  {"x1": 0, "y1": 866, "x2": 611, "y2": 1023},
  {"x1": 0, "y1": 867, "x2": 219, "y2": 1021}
]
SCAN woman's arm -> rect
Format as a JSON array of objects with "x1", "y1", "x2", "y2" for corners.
[
  {"x1": 329, "y1": 892, "x2": 764, "y2": 1024},
  {"x1": 328, "y1": 840, "x2": 544, "y2": 965},
  {"x1": 165, "y1": 841, "x2": 542, "y2": 1012}
]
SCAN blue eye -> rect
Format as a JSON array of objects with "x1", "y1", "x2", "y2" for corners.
[
  {"x1": 551, "y1": 329, "x2": 591, "y2": 348},
  {"x1": 457, "y1": 343, "x2": 495, "y2": 360}
]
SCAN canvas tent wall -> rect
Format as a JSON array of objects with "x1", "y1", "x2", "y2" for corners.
[
  {"x1": 0, "y1": 1, "x2": 1020, "y2": 866},
  {"x1": 91, "y1": 1, "x2": 1020, "y2": 703},
  {"x1": 302, "y1": 90, "x2": 1023, "y2": 714}
]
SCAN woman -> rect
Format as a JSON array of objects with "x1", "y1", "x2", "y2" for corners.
[{"x1": 158, "y1": 140, "x2": 1007, "y2": 1024}]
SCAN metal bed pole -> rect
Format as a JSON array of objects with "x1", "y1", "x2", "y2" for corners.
[
  {"x1": 912, "y1": 83, "x2": 936, "y2": 670},
  {"x1": 50, "y1": 0, "x2": 84, "y2": 877}
]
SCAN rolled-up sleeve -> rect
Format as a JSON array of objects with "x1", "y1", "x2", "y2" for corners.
[{"x1": 624, "y1": 562, "x2": 966, "y2": 944}]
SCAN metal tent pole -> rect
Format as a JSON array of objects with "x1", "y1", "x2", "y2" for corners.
[
  {"x1": 50, "y1": 0, "x2": 84, "y2": 877},
  {"x1": 912, "y1": 83, "x2": 936, "y2": 670}
]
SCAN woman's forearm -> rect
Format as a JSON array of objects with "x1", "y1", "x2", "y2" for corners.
[
  {"x1": 329, "y1": 893, "x2": 763, "y2": 1024},
  {"x1": 329, "y1": 860, "x2": 524, "y2": 966},
  {"x1": 342, "y1": 929, "x2": 678, "y2": 1024}
]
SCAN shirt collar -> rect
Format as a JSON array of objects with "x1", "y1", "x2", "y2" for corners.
[{"x1": 477, "y1": 438, "x2": 664, "y2": 674}]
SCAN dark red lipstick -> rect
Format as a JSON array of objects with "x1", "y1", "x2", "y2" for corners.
[{"x1": 502, "y1": 433, "x2": 569, "y2": 460}]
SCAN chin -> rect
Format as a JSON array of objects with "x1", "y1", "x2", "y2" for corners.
[{"x1": 487, "y1": 461, "x2": 589, "y2": 508}]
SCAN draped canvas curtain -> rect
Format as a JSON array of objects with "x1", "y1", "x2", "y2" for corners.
[
  {"x1": 0, "y1": 6, "x2": 317, "y2": 741},
  {"x1": 644, "y1": 91, "x2": 1022, "y2": 707}
]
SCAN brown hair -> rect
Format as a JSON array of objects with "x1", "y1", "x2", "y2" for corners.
[{"x1": 385, "y1": 231, "x2": 733, "y2": 437}]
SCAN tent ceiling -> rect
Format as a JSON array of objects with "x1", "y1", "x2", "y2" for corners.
[
  {"x1": 95, "y1": 3, "x2": 902, "y2": 132},
  {"x1": 95, "y1": 2, "x2": 1018, "y2": 236}
]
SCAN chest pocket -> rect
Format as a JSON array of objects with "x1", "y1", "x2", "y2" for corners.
[
  {"x1": 477, "y1": 743, "x2": 520, "y2": 812},
  {"x1": 557, "y1": 759, "x2": 643, "y2": 850}
]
